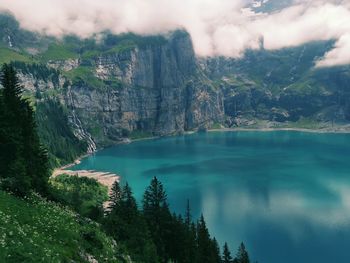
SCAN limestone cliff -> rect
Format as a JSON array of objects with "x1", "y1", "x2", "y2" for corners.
[
  {"x1": 64, "y1": 33, "x2": 224, "y2": 145},
  {"x1": 14, "y1": 32, "x2": 224, "y2": 148}
]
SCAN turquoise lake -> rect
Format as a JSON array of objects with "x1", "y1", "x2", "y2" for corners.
[{"x1": 71, "y1": 131, "x2": 350, "y2": 263}]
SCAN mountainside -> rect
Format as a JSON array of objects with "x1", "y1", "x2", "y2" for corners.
[
  {"x1": 201, "y1": 41, "x2": 350, "y2": 126},
  {"x1": 0, "y1": 13, "x2": 224, "y2": 163},
  {"x1": 1, "y1": 12, "x2": 350, "y2": 163}
]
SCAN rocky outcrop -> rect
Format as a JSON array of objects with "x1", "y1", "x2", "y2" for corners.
[
  {"x1": 15, "y1": 32, "x2": 224, "y2": 147},
  {"x1": 13, "y1": 30, "x2": 348, "y2": 153},
  {"x1": 64, "y1": 33, "x2": 224, "y2": 145},
  {"x1": 47, "y1": 59, "x2": 80, "y2": 72},
  {"x1": 17, "y1": 72, "x2": 64, "y2": 92}
]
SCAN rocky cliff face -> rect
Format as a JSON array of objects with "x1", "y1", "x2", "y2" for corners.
[
  {"x1": 199, "y1": 42, "x2": 350, "y2": 126},
  {"x1": 15, "y1": 32, "x2": 224, "y2": 148},
  {"x1": 8, "y1": 25, "x2": 350, "y2": 154},
  {"x1": 64, "y1": 33, "x2": 223, "y2": 145}
]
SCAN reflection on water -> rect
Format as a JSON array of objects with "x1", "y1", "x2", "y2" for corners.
[{"x1": 71, "y1": 131, "x2": 350, "y2": 263}]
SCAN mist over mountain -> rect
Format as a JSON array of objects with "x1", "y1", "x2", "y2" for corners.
[
  {"x1": 1, "y1": 0, "x2": 350, "y2": 67},
  {"x1": 1, "y1": 10, "x2": 350, "y2": 165}
]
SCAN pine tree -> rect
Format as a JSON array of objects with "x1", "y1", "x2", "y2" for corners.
[
  {"x1": 120, "y1": 182, "x2": 137, "y2": 217},
  {"x1": 122, "y1": 183, "x2": 158, "y2": 263},
  {"x1": 107, "y1": 180, "x2": 122, "y2": 212},
  {"x1": 142, "y1": 176, "x2": 172, "y2": 262},
  {"x1": 0, "y1": 88, "x2": 5, "y2": 177},
  {"x1": 142, "y1": 176, "x2": 168, "y2": 213},
  {"x1": 185, "y1": 199, "x2": 191, "y2": 228},
  {"x1": 0, "y1": 64, "x2": 28, "y2": 195},
  {"x1": 222, "y1": 242, "x2": 233, "y2": 263},
  {"x1": 104, "y1": 181, "x2": 158, "y2": 263},
  {"x1": 196, "y1": 214, "x2": 213, "y2": 263},
  {"x1": 211, "y1": 238, "x2": 222, "y2": 263},
  {"x1": 1, "y1": 64, "x2": 51, "y2": 196},
  {"x1": 0, "y1": 64, "x2": 49, "y2": 196},
  {"x1": 234, "y1": 242, "x2": 250, "y2": 263},
  {"x1": 183, "y1": 200, "x2": 197, "y2": 263},
  {"x1": 21, "y1": 102, "x2": 50, "y2": 195}
]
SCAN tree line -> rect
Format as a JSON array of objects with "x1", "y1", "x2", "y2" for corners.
[
  {"x1": 103, "y1": 177, "x2": 251, "y2": 263},
  {"x1": 0, "y1": 64, "x2": 253, "y2": 262}
]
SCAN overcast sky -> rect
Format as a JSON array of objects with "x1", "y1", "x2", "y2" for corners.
[{"x1": 0, "y1": 0, "x2": 350, "y2": 67}]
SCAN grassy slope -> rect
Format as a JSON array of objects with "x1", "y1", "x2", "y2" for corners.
[
  {"x1": 0, "y1": 191, "x2": 121, "y2": 263},
  {"x1": 0, "y1": 47, "x2": 31, "y2": 65},
  {"x1": 40, "y1": 43, "x2": 78, "y2": 62},
  {"x1": 63, "y1": 66, "x2": 106, "y2": 88}
]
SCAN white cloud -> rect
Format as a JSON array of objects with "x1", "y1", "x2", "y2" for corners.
[
  {"x1": 0, "y1": 0, "x2": 350, "y2": 66},
  {"x1": 316, "y1": 33, "x2": 350, "y2": 67}
]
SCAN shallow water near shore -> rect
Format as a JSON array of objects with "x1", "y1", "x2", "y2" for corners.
[{"x1": 71, "y1": 131, "x2": 350, "y2": 263}]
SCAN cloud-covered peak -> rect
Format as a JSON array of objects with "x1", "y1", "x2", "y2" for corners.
[{"x1": 0, "y1": 0, "x2": 350, "y2": 67}]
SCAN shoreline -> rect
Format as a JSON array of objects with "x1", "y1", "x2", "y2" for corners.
[
  {"x1": 51, "y1": 124, "x2": 350, "y2": 186},
  {"x1": 52, "y1": 168, "x2": 120, "y2": 188},
  {"x1": 52, "y1": 159, "x2": 120, "y2": 193},
  {"x1": 208, "y1": 126, "x2": 350, "y2": 134}
]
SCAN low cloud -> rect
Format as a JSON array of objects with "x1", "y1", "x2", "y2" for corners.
[
  {"x1": 316, "y1": 34, "x2": 350, "y2": 67},
  {"x1": 0, "y1": 0, "x2": 350, "y2": 66}
]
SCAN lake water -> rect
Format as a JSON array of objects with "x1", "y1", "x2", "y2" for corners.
[{"x1": 71, "y1": 131, "x2": 350, "y2": 263}]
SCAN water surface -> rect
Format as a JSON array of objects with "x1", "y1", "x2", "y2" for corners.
[{"x1": 71, "y1": 131, "x2": 350, "y2": 263}]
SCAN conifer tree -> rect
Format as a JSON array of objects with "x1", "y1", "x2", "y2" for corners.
[
  {"x1": 107, "y1": 180, "x2": 122, "y2": 212},
  {"x1": 196, "y1": 214, "x2": 213, "y2": 263},
  {"x1": 0, "y1": 64, "x2": 49, "y2": 196},
  {"x1": 21, "y1": 101, "x2": 50, "y2": 195},
  {"x1": 222, "y1": 242, "x2": 233, "y2": 263},
  {"x1": 211, "y1": 238, "x2": 222, "y2": 263},
  {"x1": 142, "y1": 176, "x2": 172, "y2": 262},
  {"x1": 122, "y1": 183, "x2": 158, "y2": 263},
  {"x1": 185, "y1": 199, "x2": 191, "y2": 227},
  {"x1": 105, "y1": 181, "x2": 158, "y2": 263},
  {"x1": 120, "y1": 183, "x2": 137, "y2": 217},
  {"x1": 234, "y1": 242, "x2": 250, "y2": 263},
  {"x1": 0, "y1": 64, "x2": 28, "y2": 195},
  {"x1": 0, "y1": 88, "x2": 5, "y2": 177},
  {"x1": 183, "y1": 200, "x2": 197, "y2": 263}
]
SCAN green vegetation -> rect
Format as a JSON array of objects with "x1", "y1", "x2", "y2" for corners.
[
  {"x1": 211, "y1": 123, "x2": 222, "y2": 129},
  {"x1": 11, "y1": 61, "x2": 60, "y2": 86},
  {"x1": 78, "y1": 32, "x2": 169, "y2": 60},
  {"x1": 280, "y1": 117, "x2": 324, "y2": 129},
  {"x1": 0, "y1": 41, "x2": 258, "y2": 263},
  {"x1": 81, "y1": 49, "x2": 101, "y2": 59},
  {"x1": 35, "y1": 99, "x2": 87, "y2": 167},
  {"x1": 103, "y1": 40, "x2": 136, "y2": 55},
  {"x1": 0, "y1": 64, "x2": 49, "y2": 196},
  {"x1": 0, "y1": 190, "x2": 121, "y2": 263},
  {"x1": 234, "y1": 243, "x2": 250, "y2": 263},
  {"x1": 103, "y1": 33, "x2": 167, "y2": 49},
  {"x1": 50, "y1": 174, "x2": 108, "y2": 220},
  {"x1": 104, "y1": 177, "x2": 252, "y2": 263},
  {"x1": 0, "y1": 47, "x2": 31, "y2": 65},
  {"x1": 40, "y1": 43, "x2": 78, "y2": 62},
  {"x1": 104, "y1": 182, "x2": 158, "y2": 262},
  {"x1": 128, "y1": 130, "x2": 154, "y2": 140},
  {"x1": 63, "y1": 66, "x2": 105, "y2": 89},
  {"x1": 222, "y1": 242, "x2": 233, "y2": 263}
]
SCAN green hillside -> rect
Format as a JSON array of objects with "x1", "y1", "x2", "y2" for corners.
[
  {"x1": 0, "y1": 190, "x2": 121, "y2": 263},
  {"x1": 40, "y1": 43, "x2": 79, "y2": 62},
  {"x1": 0, "y1": 47, "x2": 31, "y2": 64}
]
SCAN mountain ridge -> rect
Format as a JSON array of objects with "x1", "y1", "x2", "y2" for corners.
[{"x1": 1, "y1": 13, "x2": 350, "y2": 164}]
